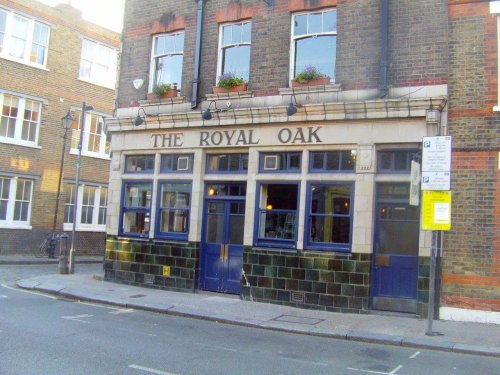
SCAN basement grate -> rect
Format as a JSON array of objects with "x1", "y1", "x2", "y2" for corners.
[
  {"x1": 291, "y1": 291, "x2": 304, "y2": 304},
  {"x1": 144, "y1": 274, "x2": 154, "y2": 284}
]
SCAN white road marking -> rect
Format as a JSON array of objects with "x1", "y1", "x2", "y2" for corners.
[
  {"x1": 109, "y1": 308, "x2": 135, "y2": 315},
  {"x1": 195, "y1": 342, "x2": 237, "y2": 353},
  {"x1": 347, "y1": 365, "x2": 403, "y2": 375},
  {"x1": 128, "y1": 364, "x2": 179, "y2": 375},
  {"x1": 409, "y1": 351, "x2": 420, "y2": 359},
  {"x1": 0, "y1": 294, "x2": 8, "y2": 298},
  {"x1": 61, "y1": 314, "x2": 93, "y2": 323},
  {"x1": 1, "y1": 283, "x2": 57, "y2": 299}
]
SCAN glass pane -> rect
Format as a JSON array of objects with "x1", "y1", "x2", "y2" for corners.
[
  {"x1": 323, "y1": 10, "x2": 337, "y2": 32},
  {"x1": 222, "y1": 25, "x2": 232, "y2": 46},
  {"x1": 175, "y1": 33, "x2": 184, "y2": 52},
  {"x1": 379, "y1": 221, "x2": 419, "y2": 255},
  {"x1": 229, "y1": 154, "x2": 241, "y2": 171},
  {"x1": 123, "y1": 212, "x2": 150, "y2": 234},
  {"x1": 326, "y1": 151, "x2": 340, "y2": 170},
  {"x1": 14, "y1": 201, "x2": 29, "y2": 221},
  {"x1": 160, "y1": 209, "x2": 188, "y2": 233},
  {"x1": 165, "y1": 34, "x2": 175, "y2": 53},
  {"x1": 241, "y1": 22, "x2": 251, "y2": 43},
  {"x1": 341, "y1": 150, "x2": 356, "y2": 170},
  {"x1": 310, "y1": 216, "x2": 350, "y2": 244},
  {"x1": 311, "y1": 185, "x2": 351, "y2": 215},
  {"x1": 0, "y1": 201, "x2": 7, "y2": 220},
  {"x1": 377, "y1": 183, "x2": 410, "y2": 201},
  {"x1": 312, "y1": 152, "x2": 324, "y2": 169},
  {"x1": 395, "y1": 152, "x2": 408, "y2": 171},
  {"x1": 161, "y1": 183, "x2": 190, "y2": 208},
  {"x1": 222, "y1": 45, "x2": 250, "y2": 81},
  {"x1": 295, "y1": 35, "x2": 336, "y2": 79},
  {"x1": 294, "y1": 14, "x2": 307, "y2": 36},
  {"x1": 156, "y1": 54, "x2": 183, "y2": 88},
  {"x1": 379, "y1": 152, "x2": 392, "y2": 170},
  {"x1": 125, "y1": 184, "x2": 151, "y2": 207},
  {"x1": 206, "y1": 207, "x2": 224, "y2": 243},
  {"x1": 155, "y1": 35, "x2": 165, "y2": 55},
  {"x1": 259, "y1": 211, "x2": 296, "y2": 239},
  {"x1": 263, "y1": 184, "x2": 298, "y2": 210},
  {"x1": 289, "y1": 154, "x2": 301, "y2": 170},
  {"x1": 229, "y1": 214, "x2": 244, "y2": 244},
  {"x1": 308, "y1": 13, "x2": 322, "y2": 34}
]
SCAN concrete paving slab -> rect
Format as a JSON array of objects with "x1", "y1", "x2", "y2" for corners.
[{"x1": 347, "y1": 330, "x2": 404, "y2": 346}]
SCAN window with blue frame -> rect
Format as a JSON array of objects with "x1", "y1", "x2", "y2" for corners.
[
  {"x1": 259, "y1": 152, "x2": 301, "y2": 172},
  {"x1": 377, "y1": 150, "x2": 419, "y2": 173},
  {"x1": 305, "y1": 183, "x2": 353, "y2": 251},
  {"x1": 156, "y1": 182, "x2": 191, "y2": 240},
  {"x1": 160, "y1": 154, "x2": 194, "y2": 173},
  {"x1": 120, "y1": 182, "x2": 152, "y2": 237},
  {"x1": 206, "y1": 153, "x2": 248, "y2": 173},
  {"x1": 256, "y1": 183, "x2": 299, "y2": 247},
  {"x1": 125, "y1": 155, "x2": 155, "y2": 173},
  {"x1": 309, "y1": 150, "x2": 356, "y2": 172}
]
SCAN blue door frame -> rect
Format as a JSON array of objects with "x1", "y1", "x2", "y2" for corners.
[
  {"x1": 372, "y1": 199, "x2": 420, "y2": 313},
  {"x1": 200, "y1": 193, "x2": 245, "y2": 294}
]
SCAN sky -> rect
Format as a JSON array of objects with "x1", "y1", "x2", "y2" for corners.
[{"x1": 37, "y1": 0, "x2": 125, "y2": 32}]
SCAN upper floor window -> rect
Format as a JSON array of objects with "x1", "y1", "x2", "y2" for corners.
[
  {"x1": 125, "y1": 155, "x2": 155, "y2": 173},
  {"x1": 64, "y1": 183, "x2": 107, "y2": 231},
  {"x1": 377, "y1": 150, "x2": 419, "y2": 173},
  {"x1": 150, "y1": 32, "x2": 184, "y2": 91},
  {"x1": 206, "y1": 153, "x2": 248, "y2": 173},
  {"x1": 291, "y1": 9, "x2": 337, "y2": 82},
  {"x1": 310, "y1": 150, "x2": 356, "y2": 172},
  {"x1": 217, "y1": 21, "x2": 251, "y2": 83},
  {"x1": 79, "y1": 39, "x2": 118, "y2": 89},
  {"x1": 0, "y1": 8, "x2": 50, "y2": 67},
  {"x1": 0, "y1": 175, "x2": 33, "y2": 228},
  {"x1": 259, "y1": 152, "x2": 301, "y2": 173},
  {"x1": 0, "y1": 93, "x2": 41, "y2": 147},
  {"x1": 160, "y1": 154, "x2": 194, "y2": 173},
  {"x1": 70, "y1": 110, "x2": 110, "y2": 159}
]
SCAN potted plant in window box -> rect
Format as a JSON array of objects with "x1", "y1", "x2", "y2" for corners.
[
  {"x1": 291, "y1": 65, "x2": 330, "y2": 88},
  {"x1": 212, "y1": 72, "x2": 248, "y2": 94},
  {"x1": 147, "y1": 83, "x2": 178, "y2": 100}
]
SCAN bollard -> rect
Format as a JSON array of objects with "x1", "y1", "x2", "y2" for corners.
[{"x1": 58, "y1": 234, "x2": 69, "y2": 274}]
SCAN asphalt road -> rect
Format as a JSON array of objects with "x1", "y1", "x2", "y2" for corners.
[{"x1": 1, "y1": 264, "x2": 498, "y2": 375}]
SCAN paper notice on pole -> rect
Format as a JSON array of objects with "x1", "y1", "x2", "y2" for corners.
[{"x1": 434, "y1": 202, "x2": 450, "y2": 223}]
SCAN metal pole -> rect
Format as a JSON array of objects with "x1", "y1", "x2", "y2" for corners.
[
  {"x1": 69, "y1": 102, "x2": 92, "y2": 274},
  {"x1": 426, "y1": 231, "x2": 437, "y2": 335}
]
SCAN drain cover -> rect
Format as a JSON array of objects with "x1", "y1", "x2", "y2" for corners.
[{"x1": 129, "y1": 294, "x2": 146, "y2": 298}]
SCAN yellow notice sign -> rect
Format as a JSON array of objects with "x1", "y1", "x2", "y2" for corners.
[
  {"x1": 421, "y1": 191, "x2": 452, "y2": 231},
  {"x1": 163, "y1": 266, "x2": 171, "y2": 277}
]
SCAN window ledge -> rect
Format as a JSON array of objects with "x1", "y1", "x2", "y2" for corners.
[
  {"x1": 139, "y1": 96, "x2": 186, "y2": 106},
  {"x1": 0, "y1": 54, "x2": 49, "y2": 71},
  {"x1": 0, "y1": 223, "x2": 32, "y2": 230},
  {"x1": 78, "y1": 77, "x2": 115, "y2": 90},
  {"x1": 69, "y1": 149, "x2": 111, "y2": 160},
  {"x1": 0, "y1": 137, "x2": 41, "y2": 149},
  {"x1": 205, "y1": 90, "x2": 254, "y2": 100},
  {"x1": 279, "y1": 84, "x2": 341, "y2": 96},
  {"x1": 63, "y1": 223, "x2": 106, "y2": 232}
]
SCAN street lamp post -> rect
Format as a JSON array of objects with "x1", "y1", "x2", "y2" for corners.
[
  {"x1": 69, "y1": 102, "x2": 93, "y2": 274},
  {"x1": 48, "y1": 111, "x2": 74, "y2": 261}
]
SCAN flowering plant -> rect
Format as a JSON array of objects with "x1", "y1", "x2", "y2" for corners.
[
  {"x1": 153, "y1": 83, "x2": 172, "y2": 97},
  {"x1": 216, "y1": 72, "x2": 246, "y2": 89},
  {"x1": 293, "y1": 65, "x2": 327, "y2": 83}
]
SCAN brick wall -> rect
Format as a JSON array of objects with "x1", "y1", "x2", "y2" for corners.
[
  {"x1": 443, "y1": 1, "x2": 500, "y2": 313},
  {"x1": 0, "y1": 0, "x2": 119, "y2": 254}
]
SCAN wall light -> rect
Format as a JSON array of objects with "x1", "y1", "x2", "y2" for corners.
[
  {"x1": 134, "y1": 107, "x2": 148, "y2": 126},
  {"x1": 287, "y1": 94, "x2": 302, "y2": 116},
  {"x1": 201, "y1": 100, "x2": 232, "y2": 120}
]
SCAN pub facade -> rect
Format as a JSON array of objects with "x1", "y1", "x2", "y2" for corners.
[{"x1": 105, "y1": 0, "x2": 455, "y2": 318}]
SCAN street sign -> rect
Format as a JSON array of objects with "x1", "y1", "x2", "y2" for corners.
[
  {"x1": 421, "y1": 190, "x2": 452, "y2": 231},
  {"x1": 422, "y1": 136, "x2": 452, "y2": 191}
]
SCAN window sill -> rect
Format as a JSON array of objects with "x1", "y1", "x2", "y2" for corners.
[
  {"x1": 63, "y1": 223, "x2": 106, "y2": 232},
  {"x1": 139, "y1": 96, "x2": 186, "y2": 106},
  {"x1": 70, "y1": 149, "x2": 111, "y2": 160},
  {"x1": 0, "y1": 54, "x2": 49, "y2": 71},
  {"x1": 78, "y1": 77, "x2": 115, "y2": 90},
  {"x1": 205, "y1": 90, "x2": 254, "y2": 100},
  {"x1": 493, "y1": 105, "x2": 500, "y2": 112},
  {"x1": 0, "y1": 223, "x2": 32, "y2": 230},
  {"x1": 279, "y1": 83, "x2": 341, "y2": 96},
  {"x1": 0, "y1": 137, "x2": 41, "y2": 149}
]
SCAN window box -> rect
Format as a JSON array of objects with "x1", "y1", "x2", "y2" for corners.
[
  {"x1": 291, "y1": 76, "x2": 331, "y2": 88},
  {"x1": 212, "y1": 83, "x2": 248, "y2": 94},
  {"x1": 146, "y1": 89, "x2": 178, "y2": 100}
]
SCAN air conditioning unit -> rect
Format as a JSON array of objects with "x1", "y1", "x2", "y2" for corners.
[
  {"x1": 263, "y1": 155, "x2": 279, "y2": 170},
  {"x1": 177, "y1": 156, "x2": 189, "y2": 171}
]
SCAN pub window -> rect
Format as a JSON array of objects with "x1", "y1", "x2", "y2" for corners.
[
  {"x1": 310, "y1": 150, "x2": 356, "y2": 172},
  {"x1": 206, "y1": 153, "x2": 248, "y2": 173},
  {"x1": 156, "y1": 182, "x2": 191, "y2": 240},
  {"x1": 255, "y1": 183, "x2": 299, "y2": 248},
  {"x1": 160, "y1": 154, "x2": 194, "y2": 173},
  {"x1": 150, "y1": 32, "x2": 184, "y2": 91},
  {"x1": 125, "y1": 155, "x2": 155, "y2": 173},
  {"x1": 217, "y1": 21, "x2": 251, "y2": 83},
  {"x1": 305, "y1": 183, "x2": 353, "y2": 252},
  {"x1": 120, "y1": 181, "x2": 152, "y2": 237},
  {"x1": 206, "y1": 183, "x2": 246, "y2": 197},
  {"x1": 377, "y1": 150, "x2": 419, "y2": 173},
  {"x1": 259, "y1": 152, "x2": 301, "y2": 173}
]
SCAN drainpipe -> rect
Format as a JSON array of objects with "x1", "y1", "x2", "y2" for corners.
[
  {"x1": 191, "y1": 0, "x2": 205, "y2": 109},
  {"x1": 380, "y1": 0, "x2": 389, "y2": 98}
]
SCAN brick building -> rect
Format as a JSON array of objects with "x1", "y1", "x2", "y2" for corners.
[
  {"x1": 104, "y1": 0, "x2": 498, "y2": 322},
  {"x1": 0, "y1": 0, "x2": 119, "y2": 255}
]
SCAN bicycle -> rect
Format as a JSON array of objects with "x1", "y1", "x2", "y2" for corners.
[{"x1": 33, "y1": 232, "x2": 64, "y2": 258}]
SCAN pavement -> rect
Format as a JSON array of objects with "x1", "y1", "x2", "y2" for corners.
[
  {"x1": 0, "y1": 255, "x2": 103, "y2": 265},
  {"x1": 3, "y1": 256, "x2": 499, "y2": 358}
]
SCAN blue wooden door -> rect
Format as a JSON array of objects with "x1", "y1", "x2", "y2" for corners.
[
  {"x1": 372, "y1": 203, "x2": 420, "y2": 313},
  {"x1": 200, "y1": 200, "x2": 245, "y2": 294}
]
